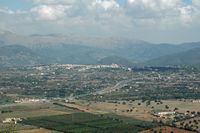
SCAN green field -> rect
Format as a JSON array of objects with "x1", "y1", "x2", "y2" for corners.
[{"x1": 21, "y1": 112, "x2": 157, "y2": 133}]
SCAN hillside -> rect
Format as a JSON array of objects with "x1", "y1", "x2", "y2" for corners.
[
  {"x1": 0, "y1": 45, "x2": 40, "y2": 67},
  {"x1": 144, "y1": 48, "x2": 200, "y2": 66},
  {"x1": 34, "y1": 44, "x2": 110, "y2": 65}
]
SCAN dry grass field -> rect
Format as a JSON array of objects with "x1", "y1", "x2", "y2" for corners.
[
  {"x1": 151, "y1": 100, "x2": 200, "y2": 113},
  {"x1": 67, "y1": 99, "x2": 200, "y2": 122},
  {"x1": 19, "y1": 128, "x2": 56, "y2": 133},
  {"x1": 84, "y1": 101, "x2": 154, "y2": 121},
  {"x1": 0, "y1": 102, "x2": 70, "y2": 121}
]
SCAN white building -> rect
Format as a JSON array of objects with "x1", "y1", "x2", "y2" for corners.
[
  {"x1": 3, "y1": 118, "x2": 22, "y2": 124},
  {"x1": 154, "y1": 111, "x2": 176, "y2": 117}
]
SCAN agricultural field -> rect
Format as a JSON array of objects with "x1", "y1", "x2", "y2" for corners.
[
  {"x1": 21, "y1": 112, "x2": 157, "y2": 133},
  {"x1": 0, "y1": 101, "x2": 72, "y2": 132},
  {"x1": 1, "y1": 98, "x2": 200, "y2": 132},
  {"x1": 0, "y1": 102, "x2": 70, "y2": 121}
]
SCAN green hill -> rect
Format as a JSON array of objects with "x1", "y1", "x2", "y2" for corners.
[
  {"x1": 144, "y1": 48, "x2": 200, "y2": 66},
  {"x1": 0, "y1": 45, "x2": 40, "y2": 67}
]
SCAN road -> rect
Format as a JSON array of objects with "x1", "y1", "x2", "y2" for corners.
[{"x1": 93, "y1": 79, "x2": 133, "y2": 95}]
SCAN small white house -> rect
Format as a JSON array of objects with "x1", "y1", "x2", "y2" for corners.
[{"x1": 154, "y1": 111, "x2": 176, "y2": 117}]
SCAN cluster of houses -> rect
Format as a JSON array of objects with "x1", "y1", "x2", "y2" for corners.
[
  {"x1": 153, "y1": 111, "x2": 176, "y2": 118},
  {"x1": 15, "y1": 98, "x2": 48, "y2": 103},
  {"x1": 192, "y1": 100, "x2": 200, "y2": 103},
  {"x1": 2, "y1": 118, "x2": 22, "y2": 124}
]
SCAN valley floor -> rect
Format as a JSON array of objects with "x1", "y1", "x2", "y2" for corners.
[{"x1": 1, "y1": 99, "x2": 200, "y2": 132}]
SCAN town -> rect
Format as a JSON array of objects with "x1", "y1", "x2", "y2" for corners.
[{"x1": 0, "y1": 64, "x2": 200, "y2": 132}]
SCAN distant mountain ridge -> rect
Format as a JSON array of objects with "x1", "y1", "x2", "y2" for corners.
[{"x1": 0, "y1": 32, "x2": 200, "y2": 67}]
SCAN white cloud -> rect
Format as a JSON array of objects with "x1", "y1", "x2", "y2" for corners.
[
  {"x1": 92, "y1": 0, "x2": 119, "y2": 10},
  {"x1": 126, "y1": 0, "x2": 182, "y2": 18},
  {"x1": 31, "y1": 5, "x2": 70, "y2": 20},
  {"x1": 179, "y1": 5, "x2": 194, "y2": 25},
  {"x1": 30, "y1": 0, "x2": 122, "y2": 21},
  {"x1": 125, "y1": 0, "x2": 200, "y2": 28},
  {"x1": 0, "y1": 8, "x2": 14, "y2": 14},
  {"x1": 128, "y1": 0, "x2": 181, "y2": 8},
  {"x1": 0, "y1": 0, "x2": 200, "y2": 43},
  {"x1": 193, "y1": 0, "x2": 200, "y2": 7}
]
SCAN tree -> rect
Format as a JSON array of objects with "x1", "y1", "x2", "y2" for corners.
[
  {"x1": 146, "y1": 100, "x2": 151, "y2": 106},
  {"x1": 165, "y1": 105, "x2": 169, "y2": 109},
  {"x1": 174, "y1": 107, "x2": 178, "y2": 111},
  {"x1": 122, "y1": 101, "x2": 126, "y2": 105}
]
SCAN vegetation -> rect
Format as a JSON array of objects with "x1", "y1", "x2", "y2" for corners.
[
  {"x1": 21, "y1": 113, "x2": 157, "y2": 133},
  {"x1": 1, "y1": 124, "x2": 16, "y2": 133},
  {"x1": 0, "y1": 95, "x2": 14, "y2": 105},
  {"x1": 0, "y1": 65, "x2": 200, "y2": 132}
]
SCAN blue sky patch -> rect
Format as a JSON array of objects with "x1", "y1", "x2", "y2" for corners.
[{"x1": 0, "y1": 0, "x2": 33, "y2": 10}]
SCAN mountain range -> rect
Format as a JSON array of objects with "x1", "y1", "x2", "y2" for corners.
[{"x1": 0, "y1": 31, "x2": 200, "y2": 67}]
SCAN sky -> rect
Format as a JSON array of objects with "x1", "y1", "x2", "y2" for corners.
[{"x1": 0, "y1": 0, "x2": 199, "y2": 43}]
